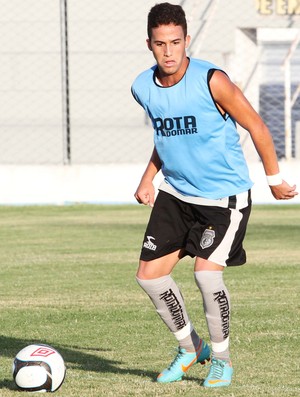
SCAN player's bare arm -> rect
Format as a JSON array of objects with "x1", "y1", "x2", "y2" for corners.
[
  {"x1": 134, "y1": 147, "x2": 162, "y2": 207},
  {"x1": 210, "y1": 71, "x2": 298, "y2": 201}
]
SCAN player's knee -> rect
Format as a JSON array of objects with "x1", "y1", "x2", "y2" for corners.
[
  {"x1": 136, "y1": 259, "x2": 169, "y2": 280},
  {"x1": 136, "y1": 260, "x2": 153, "y2": 280}
]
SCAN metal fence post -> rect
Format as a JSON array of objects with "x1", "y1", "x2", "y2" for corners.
[{"x1": 60, "y1": 0, "x2": 71, "y2": 165}]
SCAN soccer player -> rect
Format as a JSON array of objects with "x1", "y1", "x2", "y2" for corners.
[{"x1": 131, "y1": 2, "x2": 298, "y2": 388}]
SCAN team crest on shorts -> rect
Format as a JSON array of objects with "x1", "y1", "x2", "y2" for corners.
[{"x1": 200, "y1": 228, "x2": 215, "y2": 249}]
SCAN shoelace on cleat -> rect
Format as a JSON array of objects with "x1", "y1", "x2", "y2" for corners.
[
  {"x1": 207, "y1": 359, "x2": 225, "y2": 379},
  {"x1": 167, "y1": 348, "x2": 185, "y2": 370}
]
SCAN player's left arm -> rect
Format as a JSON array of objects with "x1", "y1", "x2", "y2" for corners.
[{"x1": 209, "y1": 70, "x2": 298, "y2": 200}]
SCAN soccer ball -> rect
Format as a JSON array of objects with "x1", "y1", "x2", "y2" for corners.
[{"x1": 12, "y1": 344, "x2": 66, "y2": 392}]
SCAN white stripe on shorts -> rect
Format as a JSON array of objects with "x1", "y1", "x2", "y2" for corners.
[{"x1": 208, "y1": 208, "x2": 243, "y2": 267}]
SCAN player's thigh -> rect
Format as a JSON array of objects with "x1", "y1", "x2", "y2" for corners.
[
  {"x1": 137, "y1": 248, "x2": 185, "y2": 279},
  {"x1": 194, "y1": 257, "x2": 225, "y2": 272}
]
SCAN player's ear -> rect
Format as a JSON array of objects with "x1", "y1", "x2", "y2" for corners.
[
  {"x1": 185, "y1": 35, "x2": 191, "y2": 49},
  {"x1": 146, "y1": 38, "x2": 152, "y2": 51}
]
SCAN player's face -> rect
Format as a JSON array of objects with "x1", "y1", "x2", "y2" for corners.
[{"x1": 147, "y1": 24, "x2": 190, "y2": 82}]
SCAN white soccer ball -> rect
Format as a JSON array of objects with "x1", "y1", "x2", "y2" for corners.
[{"x1": 12, "y1": 344, "x2": 66, "y2": 392}]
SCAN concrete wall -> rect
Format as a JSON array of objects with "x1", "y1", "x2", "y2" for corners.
[{"x1": 0, "y1": 161, "x2": 299, "y2": 205}]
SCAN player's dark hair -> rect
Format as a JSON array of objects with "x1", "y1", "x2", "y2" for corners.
[{"x1": 147, "y1": 3, "x2": 187, "y2": 39}]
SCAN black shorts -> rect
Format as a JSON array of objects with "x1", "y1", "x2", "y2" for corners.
[{"x1": 140, "y1": 190, "x2": 252, "y2": 266}]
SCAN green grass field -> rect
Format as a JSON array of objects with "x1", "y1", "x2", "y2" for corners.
[{"x1": 0, "y1": 204, "x2": 299, "y2": 396}]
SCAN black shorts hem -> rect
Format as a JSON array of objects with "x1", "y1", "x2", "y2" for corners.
[{"x1": 139, "y1": 246, "x2": 195, "y2": 262}]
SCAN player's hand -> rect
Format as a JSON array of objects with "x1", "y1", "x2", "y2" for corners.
[
  {"x1": 134, "y1": 181, "x2": 155, "y2": 207},
  {"x1": 270, "y1": 180, "x2": 298, "y2": 200}
]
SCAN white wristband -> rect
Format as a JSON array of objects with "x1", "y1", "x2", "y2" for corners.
[{"x1": 266, "y1": 173, "x2": 282, "y2": 186}]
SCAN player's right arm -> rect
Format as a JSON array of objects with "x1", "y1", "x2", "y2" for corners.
[
  {"x1": 210, "y1": 70, "x2": 298, "y2": 201},
  {"x1": 134, "y1": 146, "x2": 162, "y2": 207}
]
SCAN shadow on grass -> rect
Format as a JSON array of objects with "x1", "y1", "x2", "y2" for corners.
[{"x1": 0, "y1": 335, "x2": 158, "y2": 391}]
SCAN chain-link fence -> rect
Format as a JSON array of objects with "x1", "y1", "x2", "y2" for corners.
[{"x1": 0, "y1": 0, "x2": 299, "y2": 165}]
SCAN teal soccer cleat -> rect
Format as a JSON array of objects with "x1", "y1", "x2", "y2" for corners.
[
  {"x1": 203, "y1": 358, "x2": 233, "y2": 387},
  {"x1": 156, "y1": 339, "x2": 210, "y2": 383}
]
